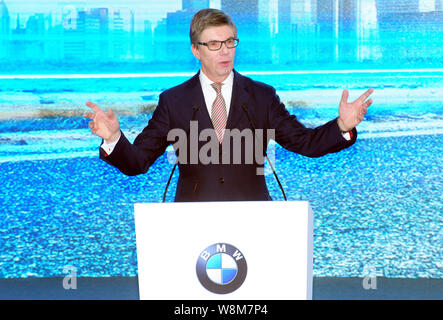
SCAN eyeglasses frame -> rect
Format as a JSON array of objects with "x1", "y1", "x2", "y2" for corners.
[{"x1": 197, "y1": 38, "x2": 240, "y2": 51}]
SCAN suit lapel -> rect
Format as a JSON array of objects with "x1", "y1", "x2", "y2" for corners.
[
  {"x1": 184, "y1": 70, "x2": 214, "y2": 131},
  {"x1": 225, "y1": 69, "x2": 250, "y2": 131}
]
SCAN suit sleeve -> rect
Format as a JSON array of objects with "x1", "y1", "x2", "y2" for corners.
[
  {"x1": 99, "y1": 93, "x2": 171, "y2": 175},
  {"x1": 268, "y1": 89, "x2": 357, "y2": 158}
]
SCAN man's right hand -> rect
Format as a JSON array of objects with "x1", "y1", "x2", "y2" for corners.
[{"x1": 84, "y1": 101, "x2": 121, "y2": 143}]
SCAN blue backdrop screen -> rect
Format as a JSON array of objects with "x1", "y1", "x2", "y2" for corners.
[{"x1": 0, "y1": 0, "x2": 442, "y2": 279}]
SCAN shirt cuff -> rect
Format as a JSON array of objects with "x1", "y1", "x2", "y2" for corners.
[
  {"x1": 341, "y1": 131, "x2": 351, "y2": 141},
  {"x1": 100, "y1": 132, "x2": 121, "y2": 156}
]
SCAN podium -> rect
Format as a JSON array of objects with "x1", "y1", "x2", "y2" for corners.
[{"x1": 134, "y1": 201, "x2": 313, "y2": 300}]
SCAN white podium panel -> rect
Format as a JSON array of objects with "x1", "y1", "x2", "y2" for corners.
[{"x1": 134, "y1": 201, "x2": 313, "y2": 300}]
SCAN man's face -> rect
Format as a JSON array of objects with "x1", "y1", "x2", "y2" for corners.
[{"x1": 191, "y1": 25, "x2": 236, "y2": 83}]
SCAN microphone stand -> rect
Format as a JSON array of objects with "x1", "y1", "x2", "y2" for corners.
[
  {"x1": 241, "y1": 103, "x2": 287, "y2": 201},
  {"x1": 162, "y1": 105, "x2": 200, "y2": 202}
]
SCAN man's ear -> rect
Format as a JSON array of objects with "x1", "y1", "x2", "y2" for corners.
[{"x1": 191, "y1": 43, "x2": 200, "y2": 61}]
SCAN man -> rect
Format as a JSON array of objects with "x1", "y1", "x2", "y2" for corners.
[{"x1": 84, "y1": 8, "x2": 373, "y2": 202}]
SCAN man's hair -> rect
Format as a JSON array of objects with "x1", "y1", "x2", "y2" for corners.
[{"x1": 190, "y1": 8, "x2": 237, "y2": 46}]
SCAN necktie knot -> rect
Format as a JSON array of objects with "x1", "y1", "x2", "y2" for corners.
[{"x1": 211, "y1": 82, "x2": 223, "y2": 95}]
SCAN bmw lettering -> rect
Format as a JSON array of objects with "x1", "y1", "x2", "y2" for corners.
[{"x1": 196, "y1": 243, "x2": 247, "y2": 294}]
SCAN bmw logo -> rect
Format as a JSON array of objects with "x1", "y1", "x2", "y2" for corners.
[{"x1": 196, "y1": 243, "x2": 247, "y2": 294}]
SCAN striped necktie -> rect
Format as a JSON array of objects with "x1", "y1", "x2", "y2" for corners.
[{"x1": 210, "y1": 82, "x2": 228, "y2": 143}]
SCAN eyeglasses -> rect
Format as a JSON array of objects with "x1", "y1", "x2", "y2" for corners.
[{"x1": 198, "y1": 38, "x2": 239, "y2": 51}]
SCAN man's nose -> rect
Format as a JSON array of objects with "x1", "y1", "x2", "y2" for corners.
[{"x1": 220, "y1": 42, "x2": 230, "y2": 54}]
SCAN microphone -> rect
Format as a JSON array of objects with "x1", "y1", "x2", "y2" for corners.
[
  {"x1": 241, "y1": 103, "x2": 287, "y2": 201},
  {"x1": 163, "y1": 105, "x2": 200, "y2": 202}
]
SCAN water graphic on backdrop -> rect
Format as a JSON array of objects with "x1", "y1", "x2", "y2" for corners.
[{"x1": 0, "y1": 1, "x2": 442, "y2": 279}]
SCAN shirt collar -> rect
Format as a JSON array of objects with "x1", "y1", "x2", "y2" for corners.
[{"x1": 199, "y1": 69, "x2": 234, "y2": 89}]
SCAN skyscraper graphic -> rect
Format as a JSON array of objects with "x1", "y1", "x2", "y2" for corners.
[
  {"x1": 62, "y1": 4, "x2": 85, "y2": 60},
  {"x1": 277, "y1": 0, "x2": 359, "y2": 65},
  {"x1": 9, "y1": 14, "x2": 26, "y2": 61},
  {"x1": 277, "y1": 0, "x2": 318, "y2": 64},
  {"x1": 0, "y1": 0, "x2": 9, "y2": 35},
  {"x1": 0, "y1": 0, "x2": 10, "y2": 58},
  {"x1": 337, "y1": 0, "x2": 358, "y2": 63},
  {"x1": 143, "y1": 19, "x2": 153, "y2": 62},
  {"x1": 338, "y1": 0, "x2": 357, "y2": 32},
  {"x1": 0, "y1": 0, "x2": 441, "y2": 72},
  {"x1": 355, "y1": 0, "x2": 380, "y2": 62},
  {"x1": 25, "y1": 14, "x2": 46, "y2": 60},
  {"x1": 90, "y1": 8, "x2": 109, "y2": 60},
  {"x1": 154, "y1": 0, "x2": 209, "y2": 65},
  {"x1": 221, "y1": 0, "x2": 273, "y2": 64},
  {"x1": 376, "y1": 0, "x2": 443, "y2": 64},
  {"x1": 111, "y1": 8, "x2": 134, "y2": 60},
  {"x1": 276, "y1": 0, "x2": 381, "y2": 66},
  {"x1": 61, "y1": 6, "x2": 112, "y2": 61},
  {"x1": 376, "y1": 0, "x2": 419, "y2": 15}
]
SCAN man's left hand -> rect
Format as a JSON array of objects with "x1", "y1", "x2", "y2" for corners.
[{"x1": 337, "y1": 88, "x2": 374, "y2": 132}]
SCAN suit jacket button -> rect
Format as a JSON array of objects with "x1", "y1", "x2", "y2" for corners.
[{"x1": 219, "y1": 177, "x2": 225, "y2": 184}]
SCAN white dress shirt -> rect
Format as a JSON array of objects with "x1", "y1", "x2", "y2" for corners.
[
  {"x1": 199, "y1": 69, "x2": 234, "y2": 119},
  {"x1": 101, "y1": 132, "x2": 120, "y2": 155}
]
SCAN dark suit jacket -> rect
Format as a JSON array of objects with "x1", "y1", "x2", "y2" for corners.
[{"x1": 100, "y1": 69, "x2": 357, "y2": 201}]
